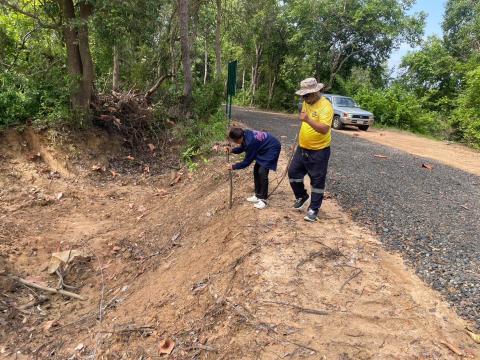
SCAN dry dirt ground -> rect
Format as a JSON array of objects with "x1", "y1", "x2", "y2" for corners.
[{"x1": 1, "y1": 128, "x2": 479, "y2": 359}]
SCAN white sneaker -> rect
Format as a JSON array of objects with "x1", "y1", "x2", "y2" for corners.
[
  {"x1": 254, "y1": 200, "x2": 267, "y2": 209},
  {"x1": 246, "y1": 195, "x2": 260, "y2": 203}
]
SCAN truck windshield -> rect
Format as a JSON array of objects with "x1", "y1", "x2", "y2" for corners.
[{"x1": 335, "y1": 97, "x2": 357, "y2": 107}]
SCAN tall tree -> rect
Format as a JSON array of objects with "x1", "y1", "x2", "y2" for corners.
[
  {"x1": 215, "y1": 0, "x2": 222, "y2": 78},
  {"x1": 178, "y1": 0, "x2": 193, "y2": 109},
  {"x1": 284, "y1": 0, "x2": 425, "y2": 90},
  {"x1": 443, "y1": 0, "x2": 480, "y2": 61},
  {"x1": 0, "y1": 0, "x2": 95, "y2": 111}
]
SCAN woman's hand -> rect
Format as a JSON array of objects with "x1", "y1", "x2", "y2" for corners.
[{"x1": 226, "y1": 163, "x2": 233, "y2": 171}]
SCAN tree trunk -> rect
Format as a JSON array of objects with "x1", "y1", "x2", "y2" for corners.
[
  {"x1": 77, "y1": 2, "x2": 95, "y2": 107},
  {"x1": 59, "y1": 0, "x2": 83, "y2": 109},
  {"x1": 242, "y1": 67, "x2": 245, "y2": 90},
  {"x1": 178, "y1": 0, "x2": 193, "y2": 110},
  {"x1": 58, "y1": 0, "x2": 94, "y2": 112},
  {"x1": 112, "y1": 45, "x2": 121, "y2": 91},
  {"x1": 251, "y1": 44, "x2": 262, "y2": 98},
  {"x1": 203, "y1": 37, "x2": 208, "y2": 84},
  {"x1": 215, "y1": 0, "x2": 222, "y2": 79},
  {"x1": 250, "y1": 65, "x2": 255, "y2": 106},
  {"x1": 267, "y1": 73, "x2": 276, "y2": 109}
]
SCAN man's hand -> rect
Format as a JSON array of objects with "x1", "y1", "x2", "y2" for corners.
[
  {"x1": 299, "y1": 111, "x2": 308, "y2": 122},
  {"x1": 224, "y1": 146, "x2": 230, "y2": 154},
  {"x1": 226, "y1": 163, "x2": 233, "y2": 171}
]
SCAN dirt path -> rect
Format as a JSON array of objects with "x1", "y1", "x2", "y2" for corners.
[
  {"x1": 1, "y1": 129, "x2": 479, "y2": 359},
  {"x1": 234, "y1": 106, "x2": 480, "y2": 329}
]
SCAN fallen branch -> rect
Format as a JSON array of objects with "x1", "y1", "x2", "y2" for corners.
[
  {"x1": 99, "y1": 324, "x2": 154, "y2": 335},
  {"x1": 209, "y1": 287, "x2": 319, "y2": 354},
  {"x1": 339, "y1": 268, "x2": 363, "y2": 291},
  {"x1": 439, "y1": 340, "x2": 464, "y2": 356},
  {"x1": 227, "y1": 246, "x2": 259, "y2": 272},
  {"x1": 260, "y1": 300, "x2": 329, "y2": 316},
  {"x1": 191, "y1": 343, "x2": 217, "y2": 352},
  {"x1": 145, "y1": 74, "x2": 172, "y2": 100},
  {"x1": 11, "y1": 276, "x2": 86, "y2": 301}
]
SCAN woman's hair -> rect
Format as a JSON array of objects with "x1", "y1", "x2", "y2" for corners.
[{"x1": 228, "y1": 127, "x2": 244, "y2": 140}]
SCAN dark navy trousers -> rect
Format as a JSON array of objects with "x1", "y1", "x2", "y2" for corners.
[{"x1": 288, "y1": 146, "x2": 331, "y2": 211}]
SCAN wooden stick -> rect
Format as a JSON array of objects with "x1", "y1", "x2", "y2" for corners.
[
  {"x1": 339, "y1": 268, "x2": 363, "y2": 291},
  {"x1": 260, "y1": 300, "x2": 329, "y2": 316},
  {"x1": 11, "y1": 276, "x2": 86, "y2": 301},
  {"x1": 439, "y1": 341, "x2": 464, "y2": 356},
  {"x1": 192, "y1": 343, "x2": 217, "y2": 352}
]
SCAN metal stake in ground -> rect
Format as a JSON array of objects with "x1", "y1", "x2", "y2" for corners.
[{"x1": 227, "y1": 150, "x2": 233, "y2": 209}]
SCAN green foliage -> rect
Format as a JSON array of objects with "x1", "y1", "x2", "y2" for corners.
[
  {"x1": 192, "y1": 80, "x2": 224, "y2": 120},
  {"x1": 0, "y1": 72, "x2": 32, "y2": 127},
  {"x1": 450, "y1": 67, "x2": 480, "y2": 148},
  {"x1": 353, "y1": 84, "x2": 445, "y2": 135},
  {"x1": 0, "y1": 0, "x2": 479, "y2": 149},
  {"x1": 399, "y1": 36, "x2": 459, "y2": 113},
  {"x1": 443, "y1": 0, "x2": 480, "y2": 60},
  {"x1": 180, "y1": 108, "x2": 227, "y2": 168}
]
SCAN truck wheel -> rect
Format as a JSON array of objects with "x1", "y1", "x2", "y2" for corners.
[
  {"x1": 332, "y1": 115, "x2": 343, "y2": 130},
  {"x1": 358, "y1": 125, "x2": 369, "y2": 131}
]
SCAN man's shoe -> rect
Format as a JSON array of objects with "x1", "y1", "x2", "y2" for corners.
[
  {"x1": 246, "y1": 195, "x2": 260, "y2": 203},
  {"x1": 254, "y1": 200, "x2": 267, "y2": 209},
  {"x1": 293, "y1": 195, "x2": 309, "y2": 210},
  {"x1": 304, "y1": 208, "x2": 319, "y2": 222}
]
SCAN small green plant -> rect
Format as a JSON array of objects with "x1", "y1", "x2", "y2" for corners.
[{"x1": 179, "y1": 108, "x2": 228, "y2": 170}]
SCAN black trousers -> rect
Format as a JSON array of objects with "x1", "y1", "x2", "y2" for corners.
[
  {"x1": 288, "y1": 146, "x2": 330, "y2": 211},
  {"x1": 253, "y1": 162, "x2": 269, "y2": 200}
]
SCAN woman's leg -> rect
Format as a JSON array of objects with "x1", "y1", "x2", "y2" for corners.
[
  {"x1": 257, "y1": 165, "x2": 270, "y2": 200},
  {"x1": 253, "y1": 162, "x2": 261, "y2": 198}
]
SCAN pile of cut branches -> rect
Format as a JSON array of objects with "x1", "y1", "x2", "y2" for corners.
[{"x1": 92, "y1": 91, "x2": 166, "y2": 150}]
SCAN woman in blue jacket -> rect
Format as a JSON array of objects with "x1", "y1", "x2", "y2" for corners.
[{"x1": 226, "y1": 127, "x2": 281, "y2": 209}]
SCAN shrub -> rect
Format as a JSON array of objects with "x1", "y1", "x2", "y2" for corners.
[{"x1": 450, "y1": 67, "x2": 480, "y2": 148}]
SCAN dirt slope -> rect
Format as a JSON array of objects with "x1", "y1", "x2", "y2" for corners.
[{"x1": 0, "y1": 129, "x2": 479, "y2": 359}]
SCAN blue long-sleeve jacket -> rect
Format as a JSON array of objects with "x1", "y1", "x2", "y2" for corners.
[{"x1": 231, "y1": 129, "x2": 281, "y2": 171}]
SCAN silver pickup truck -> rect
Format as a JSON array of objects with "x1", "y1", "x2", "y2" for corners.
[{"x1": 299, "y1": 94, "x2": 374, "y2": 131}]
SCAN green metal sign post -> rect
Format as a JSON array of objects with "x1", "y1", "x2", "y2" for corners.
[{"x1": 226, "y1": 60, "x2": 237, "y2": 122}]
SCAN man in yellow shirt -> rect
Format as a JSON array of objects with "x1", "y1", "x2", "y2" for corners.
[{"x1": 288, "y1": 78, "x2": 333, "y2": 222}]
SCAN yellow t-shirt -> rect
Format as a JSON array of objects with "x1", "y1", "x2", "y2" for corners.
[{"x1": 299, "y1": 97, "x2": 333, "y2": 150}]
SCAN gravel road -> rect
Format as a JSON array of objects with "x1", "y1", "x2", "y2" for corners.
[{"x1": 233, "y1": 106, "x2": 480, "y2": 328}]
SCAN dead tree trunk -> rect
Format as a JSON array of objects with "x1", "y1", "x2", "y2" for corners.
[{"x1": 178, "y1": 0, "x2": 193, "y2": 110}]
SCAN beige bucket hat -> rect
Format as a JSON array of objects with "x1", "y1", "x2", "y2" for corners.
[{"x1": 295, "y1": 77, "x2": 325, "y2": 96}]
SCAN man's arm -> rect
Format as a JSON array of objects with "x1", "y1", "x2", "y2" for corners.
[{"x1": 300, "y1": 112, "x2": 330, "y2": 134}]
